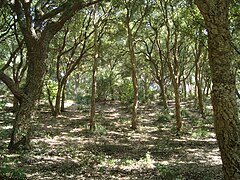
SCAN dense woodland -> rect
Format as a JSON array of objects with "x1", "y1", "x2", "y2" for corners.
[{"x1": 0, "y1": 0, "x2": 240, "y2": 179}]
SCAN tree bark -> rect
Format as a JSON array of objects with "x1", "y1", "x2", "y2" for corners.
[
  {"x1": 9, "y1": 44, "x2": 47, "y2": 150},
  {"x1": 195, "y1": 1, "x2": 240, "y2": 179}
]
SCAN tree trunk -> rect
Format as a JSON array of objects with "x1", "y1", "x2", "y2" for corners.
[
  {"x1": 195, "y1": 1, "x2": 240, "y2": 179},
  {"x1": 89, "y1": 3, "x2": 98, "y2": 131},
  {"x1": 61, "y1": 82, "x2": 66, "y2": 112},
  {"x1": 9, "y1": 46, "x2": 47, "y2": 150},
  {"x1": 173, "y1": 79, "x2": 182, "y2": 133},
  {"x1": 131, "y1": 67, "x2": 139, "y2": 130},
  {"x1": 54, "y1": 84, "x2": 62, "y2": 117},
  {"x1": 165, "y1": 24, "x2": 182, "y2": 133},
  {"x1": 89, "y1": 59, "x2": 97, "y2": 131},
  {"x1": 143, "y1": 76, "x2": 149, "y2": 102},
  {"x1": 9, "y1": 100, "x2": 34, "y2": 150},
  {"x1": 182, "y1": 77, "x2": 187, "y2": 100},
  {"x1": 194, "y1": 40, "x2": 205, "y2": 118},
  {"x1": 46, "y1": 84, "x2": 55, "y2": 115},
  {"x1": 157, "y1": 77, "x2": 168, "y2": 109},
  {"x1": 155, "y1": 34, "x2": 168, "y2": 109},
  {"x1": 127, "y1": 19, "x2": 139, "y2": 130}
]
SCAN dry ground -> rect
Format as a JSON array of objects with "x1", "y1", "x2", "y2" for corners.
[{"x1": 0, "y1": 100, "x2": 223, "y2": 179}]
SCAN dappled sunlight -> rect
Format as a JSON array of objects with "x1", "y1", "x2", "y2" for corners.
[
  {"x1": 0, "y1": 101, "x2": 222, "y2": 179},
  {"x1": 0, "y1": 125, "x2": 12, "y2": 130}
]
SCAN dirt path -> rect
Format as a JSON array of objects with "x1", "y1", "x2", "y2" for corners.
[{"x1": 0, "y1": 101, "x2": 222, "y2": 179}]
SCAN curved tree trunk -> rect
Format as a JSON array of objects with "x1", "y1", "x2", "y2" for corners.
[{"x1": 195, "y1": 1, "x2": 240, "y2": 179}]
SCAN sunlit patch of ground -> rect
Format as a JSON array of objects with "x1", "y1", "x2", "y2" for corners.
[{"x1": 0, "y1": 100, "x2": 223, "y2": 179}]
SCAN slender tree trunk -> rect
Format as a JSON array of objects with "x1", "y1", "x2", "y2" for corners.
[
  {"x1": 143, "y1": 76, "x2": 149, "y2": 102},
  {"x1": 195, "y1": 40, "x2": 205, "y2": 118},
  {"x1": 167, "y1": 65, "x2": 182, "y2": 133},
  {"x1": 182, "y1": 77, "x2": 187, "y2": 99},
  {"x1": 109, "y1": 72, "x2": 115, "y2": 100},
  {"x1": 195, "y1": 1, "x2": 240, "y2": 179},
  {"x1": 165, "y1": 24, "x2": 182, "y2": 133},
  {"x1": 157, "y1": 77, "x2": 168, "y2": 109},
  {"x1": 127, "y1": 18, "x2": 139, "y2": 130},
  {"x1": 61, "y1": 82, "x2": 66, "y2": 112},
  {"x1": 89, "y1": 54, "x2": 97, "y2": 131},
  {"x1": 46, "y1": 84, "x2": 55, "y2": 115},
  {"x1": 172, "y1": 78, "x2": 182, "y2": 132},
  {"x1": 54, "y1": 84, "x2": 62, "y2": 117},
  {"x1": 131, "y1": 67, "x2": 139, "y2": 130},
  {"x1": 155, "y1": 34, "x2": 168, "y2": 109},
  {"x1": 89, "y1": 4, "x2": 98, "y2": 131}
]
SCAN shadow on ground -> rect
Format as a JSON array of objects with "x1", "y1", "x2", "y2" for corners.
[{"x1": 0, "y1": 101, "x2": 222, "y2": 179}]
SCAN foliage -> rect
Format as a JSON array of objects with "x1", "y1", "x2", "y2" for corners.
[
  {"x1": 75, "y1": 93, "x2": 91, "y2": 105},
  {"x1": 96, "y1": 75, "x2": 113, "y2": 101},
  {"x1": 156, "y1": 164, "x2": 174, "y2": 176},
  {"x1": 191, "y1": 127, "x2": 209, "y2": 138},
  {"x1": 83, "y1": 123, "x2": 107, "y2": 135},
  {"x1": 156, "y1": 108, "x2": 171, "y2": 123},
  {"x1": 181, "y1": 107, "x2": 190, "y2": 118},
  {"x1": 44, "y1": 80, "x2": 58, "y2": 99},
  {"x1": 0, "y1": 154, "x2": 26, "y2": 180},
  {"x1": 117, "y1": 78, "x2": 134, "y2": 104}
]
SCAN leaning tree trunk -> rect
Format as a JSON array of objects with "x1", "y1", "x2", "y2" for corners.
[
  {"x1": 195, "y1": 1, "x2": 240, "y2": 179},
  {"x1": 8, "y1": 46, "x2": 47, "y2": 150}
]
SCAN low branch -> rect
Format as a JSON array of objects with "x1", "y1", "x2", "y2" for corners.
[{"x1": 0, "y1": 71, "x2": 27, "y2": 102}]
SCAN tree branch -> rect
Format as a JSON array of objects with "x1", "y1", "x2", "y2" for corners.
[{"x1": 0, "y1": 71, "x2": 27, "y2": 102}]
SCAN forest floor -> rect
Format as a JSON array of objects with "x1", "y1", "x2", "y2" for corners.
[{"x1": 0, "y1": 100, "x2": 223, "y2": 180}]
